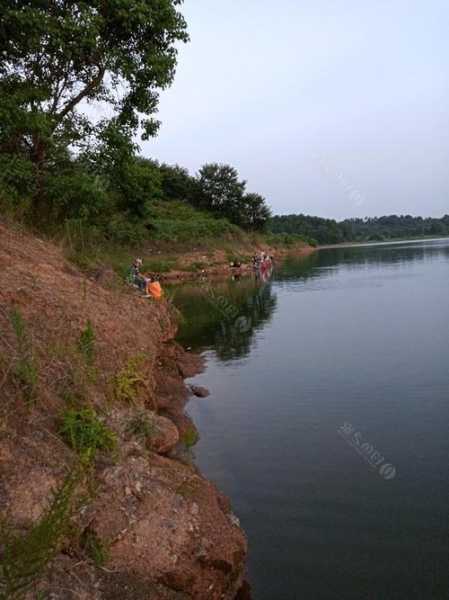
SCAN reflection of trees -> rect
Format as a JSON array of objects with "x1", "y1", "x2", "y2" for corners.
[
  {"x1": 173, "y1": 277, "x2": 278, "y2": 361},
  {"x1": 318, "y1": 240, "x2": 449, "y2": 270},
  {"x1": 274, "y1": 241, "x2": 449, "y2": 283}
]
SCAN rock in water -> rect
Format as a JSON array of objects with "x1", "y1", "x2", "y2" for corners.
[{"x1": 190, "y1": 385, "x2": 210, "y2": 398}]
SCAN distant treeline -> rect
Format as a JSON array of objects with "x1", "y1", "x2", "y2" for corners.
[{"x1": 268, "y1": 214, "x2": 449, "y2": 245}]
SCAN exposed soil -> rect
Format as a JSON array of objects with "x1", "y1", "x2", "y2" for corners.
[{"x1": 0, "y1": 220, "x2": 247, "y2": 599}]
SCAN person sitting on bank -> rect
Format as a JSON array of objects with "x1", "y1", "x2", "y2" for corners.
[{"x1": 128, "y1": 258, "x2": 146, "y2": 290}]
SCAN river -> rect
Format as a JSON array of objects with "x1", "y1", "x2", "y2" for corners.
[{"x1": 171, "y1": 238, "x2": 449, "y2": 600}]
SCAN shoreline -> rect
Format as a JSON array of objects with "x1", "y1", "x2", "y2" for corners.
[{"x1": 156, "y1": 243, "x2": 316, "y2": 283}]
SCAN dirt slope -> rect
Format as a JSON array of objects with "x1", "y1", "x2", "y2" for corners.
[{"x1": 0, "y1": 221, "x2": 247, "y2": 599}]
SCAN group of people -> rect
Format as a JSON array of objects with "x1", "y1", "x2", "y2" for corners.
[
  {"x1": 252, "y1": 252, "x2": 273, "y2": 270},
  {"x1": 128, "y1": 258, "x2": 163, "y2": 300}
]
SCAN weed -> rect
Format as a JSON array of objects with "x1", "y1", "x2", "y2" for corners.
[
  {"x1": 59, "y1": 408, "x2": 116, "y2": 462},
  {"x1": 0, "y1": 469, "x2": 79, "y2": 598},
  {"x1": 77, "y1": 321, "x2": 95, "y2": 366},
  {"x1": 113, "y1": 355, "x2": 146, "y2": 403},
  {"x1": 81, "y1": 530, "x2": 109, "y2": 567}
]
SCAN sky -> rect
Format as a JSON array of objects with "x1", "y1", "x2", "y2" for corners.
[{"x1": 140, "y1": 0, "x2": 449, "y2": 220}]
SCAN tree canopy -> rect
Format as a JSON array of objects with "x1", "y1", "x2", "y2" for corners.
[{"x1": 0, "y1": 0, "x2": 188, "y2": 167}]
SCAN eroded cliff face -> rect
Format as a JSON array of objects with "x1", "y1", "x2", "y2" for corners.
[{"x1": 0, "y1": 221, "x2": 247, "y2": 599}]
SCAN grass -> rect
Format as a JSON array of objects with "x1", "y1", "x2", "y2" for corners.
[
  {"x1": 0, "y1": 469, "x2": 79, "y2": 599},
  {"x1": 59, "y1": 408, "x2": 116, "y2": 462}
]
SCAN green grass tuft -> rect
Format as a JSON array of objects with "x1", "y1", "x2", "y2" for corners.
[{"x1": 59, "y1": 408, "x2": 116, "y2": 461}]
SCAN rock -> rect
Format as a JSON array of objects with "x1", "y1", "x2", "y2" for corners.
[
  {"x1": 190, "y1": 385, "x2": 210, "y2": 398},
  {"x1": 146, "y1": 415, "x2": 180, "y2": 455},
  {"x1": 90, "y1": 453, "x2": 247, "y2": 600}
]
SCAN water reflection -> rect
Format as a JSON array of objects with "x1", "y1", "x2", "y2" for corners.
[{"x1": 171, "y1": 276, "x2": 278, "y2": 361}]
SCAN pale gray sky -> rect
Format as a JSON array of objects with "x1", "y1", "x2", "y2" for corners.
[{"x1": 141, "y1": 0, "x2": 449, "y2": 219}]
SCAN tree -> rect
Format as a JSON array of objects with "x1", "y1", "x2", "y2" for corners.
[
  {"x1": 240, "y1": 193, "x2": 271, "y2": 230},
  {"x1": 0, "y1": 1, "x2": 188, "y2": 197},
  {"x1": 159, "y1": 163, "x2": 200, "y2": 203},
  {"x1": 197, "y1": 163, "x2": 246, "y2": 222}
]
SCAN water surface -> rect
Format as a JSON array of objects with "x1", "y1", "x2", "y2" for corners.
[{"x1": 172, "y1": 239, "x2": 449, "y2": 600}]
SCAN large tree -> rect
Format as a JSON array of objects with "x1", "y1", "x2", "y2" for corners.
[
  {"x1": 240, "y1": 193, "x2": 271, "y2": 230},
  {"x1": 0, "y1": 1, "x2": 188, "y2": 177},
  {"x1": 197, "y1": 163, "x2": 246, "y2": 222}
]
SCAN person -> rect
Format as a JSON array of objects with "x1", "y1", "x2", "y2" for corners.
[{"x1": 128, "y1": 258, "x2": 152, "y2": 296}]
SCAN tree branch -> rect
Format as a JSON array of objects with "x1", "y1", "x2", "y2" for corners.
[{"x1": 55, "y1": 66, "x2": 105, "y2": 123}]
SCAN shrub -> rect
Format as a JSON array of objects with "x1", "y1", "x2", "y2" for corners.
[{"x1": 59, "y1": 408, "x2": 116, "y2": 461}]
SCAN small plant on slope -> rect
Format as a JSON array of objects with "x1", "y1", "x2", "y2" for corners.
[
  {"x1": 59, "y1": 408, "x2": 116, "y2": 462},
  {"x1": 0, "y1": 469, "x2": 79, "y2": 599}
]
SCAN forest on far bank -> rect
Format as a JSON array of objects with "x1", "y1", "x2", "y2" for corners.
[{"x1": 268, "y1": 214, "x2": 449, "y2": 245}]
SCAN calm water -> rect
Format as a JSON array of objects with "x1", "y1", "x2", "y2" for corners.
[{"x1": 172, "y1": 239, "x2": 449, "y2": 600}]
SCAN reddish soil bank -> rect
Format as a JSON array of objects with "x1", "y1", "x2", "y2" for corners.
[{"x1": 0, "y1": 220, "x2": 247, "y2": 599}]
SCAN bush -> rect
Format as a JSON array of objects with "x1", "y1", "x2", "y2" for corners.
[{"x1": 59, "y1": 408, "x2": 116, "y2": 461}]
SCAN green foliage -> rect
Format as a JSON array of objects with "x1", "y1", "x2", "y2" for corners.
[
  {"x1": 0, "y1": 0, "x2": 188, "y2": 165},
  {"x1": 146, "y1": 200, "x2": 238, "y2": 242},
  {"x1": 239, "y1": 193, "x2": 271, "y2": 230},
  {"x1": 59, "y1": 408, "x2": 116, "y2": 461},
  {"x1": 81, "y1": 530, "x2": 109, "y2": 568},
  {"x1": 126, "y1": 412, "x2": 157, "y2": 440},
  {"x1": 9, "y1": 309, "x2": 38, "y2": 402},
  {"x1": 196, "y1": 164, "x2": 270, "y2": 230},
  {"x1": 268, "y1": 214, "x2": 449, "y2": 244},
  {"x1": 0, "y1": 470, "x2": 79, "y2": 598},
  {"x1": 158, "y1": 162, "x2": 200, "y2": 204},
  {"x1": 77, "y1": 321, "x2": 95, "y2": 366},
  {"x1": 114, "y1": 356, "x2": 146, "y2": 403}
]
